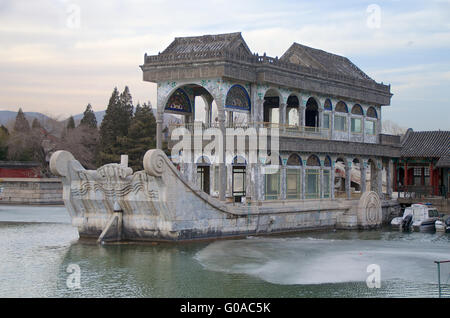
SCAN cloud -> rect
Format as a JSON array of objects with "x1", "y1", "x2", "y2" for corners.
[{"x1": 0, "y1": 0, "x2": 448, "y2": 130}]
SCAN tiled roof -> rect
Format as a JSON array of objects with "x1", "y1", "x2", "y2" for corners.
[
  {"x1": 401, "y1": 130, "x2": 450, "y2": 158},
  {"x1": 160, "y1": 32, "x2": 374, "y2": 81},
  {"x1": 436, "y1": 156, "x2": 450, "y2": 168},
  {"x1": 280, "y1": 43, "x2": 373, "y2": 81},
  {"x1": 161, "y1": 32, "x2": 252, "y2": 55}
]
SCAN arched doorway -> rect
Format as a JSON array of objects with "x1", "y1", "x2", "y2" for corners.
[
  {"x1": 286, "y1": 95, "x2": 299, "y2": 130},
  {"x1": 263, "y1": 89, "x2": 281, "y2": 127},
  {"x1": 264, "y1": 154, "x2": 282, "y2": 200},
  {"x1": 305, "y1": 155, "x2": 321, "y2": 199},
  {"x1": 232, "y1": 156, "x2": 247, "y2": 202},
  {"x1": 286, "y1": 154, "x2": 302, "y2": 199},
  {"x1": 196, "y1": 156, "x2": 211, "y2": 194},
  {"x1": 305, "y1": 97, "x2": 319, "y2": 131}
]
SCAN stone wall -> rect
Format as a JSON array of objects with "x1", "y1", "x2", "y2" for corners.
[{"x1": 0, "y1": 178, "x2": 63, "y2": 205}]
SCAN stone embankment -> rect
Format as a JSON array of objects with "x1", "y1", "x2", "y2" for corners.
[{"x1": 0, "y1": 178, "x2": 63, "y2": 205}]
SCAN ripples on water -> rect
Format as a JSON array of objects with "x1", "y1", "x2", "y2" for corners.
[{"x1": 0, "y1": 205, "x2": 449, "y2": 298}]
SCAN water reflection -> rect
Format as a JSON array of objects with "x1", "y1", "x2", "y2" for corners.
[{"x1": 0, "y1": 206, "x2": 449, "y2": 298}]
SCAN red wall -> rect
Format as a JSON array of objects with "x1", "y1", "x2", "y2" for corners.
[{"x1": 0, "y1": 168, "x2": 40, "y2": 178}]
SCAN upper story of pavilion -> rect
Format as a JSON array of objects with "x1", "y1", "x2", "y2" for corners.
[{"x1": 141, "y1": 32, "x2": 395, "y2": 146}]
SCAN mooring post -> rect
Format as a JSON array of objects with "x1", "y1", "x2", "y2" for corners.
[{"x1": 436, "y1": 261, "x2": 441, "y2": 298}]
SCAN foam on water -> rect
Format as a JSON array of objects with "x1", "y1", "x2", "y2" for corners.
[{"x1": 195, "y1": 235, "x2": 450, "y2": 285}]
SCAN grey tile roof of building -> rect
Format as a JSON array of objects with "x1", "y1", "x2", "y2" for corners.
[{"x1": 401, "y1": 130, "x2": 450, "y2": 158}]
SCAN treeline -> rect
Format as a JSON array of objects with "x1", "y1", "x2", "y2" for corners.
[{"x1": 4, "y1": 86, "x2": 157, "y2": 176}]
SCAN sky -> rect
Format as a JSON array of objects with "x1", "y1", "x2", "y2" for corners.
[{"x1": 0, "y1": 0, "x2": 449, "y2": 130}]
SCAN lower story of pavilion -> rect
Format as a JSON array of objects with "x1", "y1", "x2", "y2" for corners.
[{"x1": 173, "y1": 151, "x2": 394, "y2": 203}]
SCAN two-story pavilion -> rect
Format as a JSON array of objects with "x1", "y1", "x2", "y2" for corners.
[{"x1": 140, "y1": 32, "x2": 401, "y2": 205}]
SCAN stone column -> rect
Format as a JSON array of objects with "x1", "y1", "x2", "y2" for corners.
[
  {"x1": 301, "y1": 166, "x2": 306, "y2": 200},
  {"x1": 205, "y1": 98, "x2": 212, "y2": 127},
  {"x1": 280, "y1": 102, "x2": 286, "y2": 126},
  {"x1": 331, "y1": 161, "x2": 335, "y2": 199},
  {"x1": 345, "y1": 160, "x2": 352, "y2": 199},
  {"x1": 360, "y1": 160, "x2": 367, "y2": 194},
  {"x1": 156, "y1": 111, "x2": 163, "y2": 150},
  {"x1": 331, "y1": 109, "x2": 335, "y2": 140},
  {"x1": 376, "y1": 161, "x2": 383, "y2": 198},
  {"x1": 227, "y1": 164, "x2": 233, "y2": 198},
  {"x1": 347, "y1": 113, "x2": 351, "y2": 141},
  {"x1": 320, "y1": 166, "x2": 324, "y2": 199},
  {"x1": 281, "y1": 165, "x2": 287, "y2": 200},
  {"x1": 386, "y1": 160, "x2": 392, "y2": 199},
  {"x1": 299, "y1": 106, "x2": 305, "y2": 130},
  {"x1": 255, "y1": 98, "x2": 264, "y2": 129},
  {"x1": 218, "y1": 112, "x2": 226, "y2": 202},
  {"x1": 318, "y1": 108, "x2": 323, "y2": 135}
]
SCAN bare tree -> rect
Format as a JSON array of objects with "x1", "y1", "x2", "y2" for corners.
[{"x1": 382, "y1": 120, "x2": 407, "y2": 136}]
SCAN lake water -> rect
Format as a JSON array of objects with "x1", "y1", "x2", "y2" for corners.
[{"x1": 0, "y1": 205, "x2": 449, "y2": 298}]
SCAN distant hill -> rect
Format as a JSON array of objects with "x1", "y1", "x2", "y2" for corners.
[
  {"x1": 0, "y1": 110, "x2": 53, "y2": 127},
  {"x1": 0, "y1": 108, "x2": 181, "y2": 130}
]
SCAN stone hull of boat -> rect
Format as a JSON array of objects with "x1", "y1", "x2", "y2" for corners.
[{"x1": 49, "y1": 149, "x2": 388, "y2": 242}]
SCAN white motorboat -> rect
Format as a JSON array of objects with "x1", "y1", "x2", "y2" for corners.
[
  {"x1": 391, "y1": 203, "x2": 440, "y2": 232},
  {"x1": 435, "y1": 217, "x2": 450, "y2": 233}
]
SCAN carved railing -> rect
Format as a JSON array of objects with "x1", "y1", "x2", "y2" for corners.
[
  {"x1": 144, "y1": 50, "x2": 391, "y2": 94},
  {"x1": 168, "y1": 122, "x2": 329, "y2": 141}
]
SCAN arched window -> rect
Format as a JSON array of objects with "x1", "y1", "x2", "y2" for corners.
[
  {"x1": 365, "y1": 107, "x2": 378, "y2": 135},
  {"x1": 306, "y1": 155, "x2": 320, "y2": 199},
  {"x1": 334, "y1": 101, "x2": 348, "y2": 132},
  {"x1": 306, "y1": 155, "x2": 321, "y2": 166},
  {"x1": 351, "y1": 104, "x2": 363, "y2": 115},
  {"x1": 323, "y1": 99, "x2": 332, "y2": 129},
  {"x1": 366, "y1": 107, "x2": 378, "y2": 118},
  {"x1": 264, "y1": 155, "x2": 282, "y2": 200},
  {"x1": 165, "y1": 88, "x2": 191, "y2": 113},
  {"x1": 335, "y1": 101, "x2": 348, "y2": 113},
  {"x1": 225, "y1": 85, "x2": 251, "y2": 111},
  {"x1": 286, "y1": 154, "x2": 302, "y2": 199},
  {"x1": 351, "y1": 104, "x2": 363, "y2": 134}
]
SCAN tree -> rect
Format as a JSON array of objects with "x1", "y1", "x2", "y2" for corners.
[
  {"x1": 66, "y1": 116, "x2": 75, "y2": 129},
  {"x1": 98, "y1": 87, "x2": 134, "y2": 165},
  {"x1": 31, "y1": 118, "x2": 42, "y2": 129},
  {"x1": 0, "y1": 125, "x2": 9, "y2": 160},
  {"x1": 79, "y1": 104, "x2": 97, "y2": 129},
  {"x1": 58, "y1": 125, "x2": 99, "y2": 169},
  {"x1": 117, "y1": 103, "x2": 156, "y2": 171},
  {"x1": 382, "y1": 120, "x2": 407, "y2": 136},
  {"x1": 13, "y1": 108, "x2": 30, "y2": 133}
]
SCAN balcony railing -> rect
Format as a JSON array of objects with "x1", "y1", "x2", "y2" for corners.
[{"x1": 169, "y1": 122, "x2": 329, "y2": 140}]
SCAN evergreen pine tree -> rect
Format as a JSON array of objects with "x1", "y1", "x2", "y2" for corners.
[
  {"x1": 0, "y1": 125, "x2": 9, "y2": 160},
  {"x1": 79, "y1": 104, "x2": 97, "y2": 129},
  {"x1": 67, "y1": 116, "x2": 75, "y2": 129},
  {"x1": 98, "y1": 87, "x2": 134, "y2": 165},
  {"x1": 31, "y1": 118, "x2": 42, "y2": 129},
  {"x1": 13, "y1": 108, "x2": 30, "y2": 132},
  {"x1": 117, "y1": 102, "x2": 156, "y2": 171}
]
